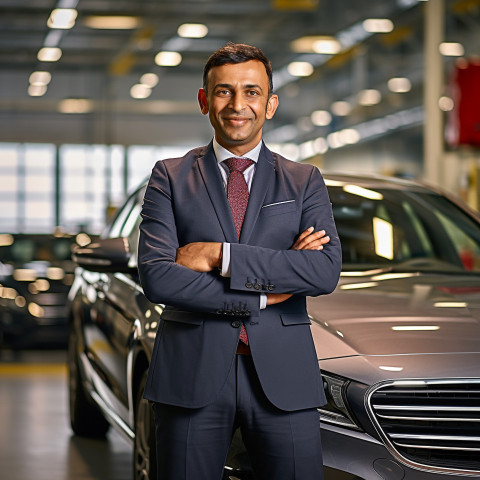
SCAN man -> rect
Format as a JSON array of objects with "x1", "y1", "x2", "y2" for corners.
[{"x1": 138, "y1": 42, "x2": 341, "y2": 480}]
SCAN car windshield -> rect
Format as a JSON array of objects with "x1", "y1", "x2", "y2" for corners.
[{"x1": 329, "y1": 185, "x2": 480, "y2": 273}]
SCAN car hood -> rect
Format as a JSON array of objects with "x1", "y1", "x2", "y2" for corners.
[{"x1": 308, "y1": 272, "x2": 480, "y2": 381}]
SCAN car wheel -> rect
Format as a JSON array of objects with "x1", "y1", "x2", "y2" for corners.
[
  {"x1": 68, "y1": 326, "x2": 110, "y2": 437},
  {"x1": 134, "y1": 371, "x2": 157, "y2": 480}
]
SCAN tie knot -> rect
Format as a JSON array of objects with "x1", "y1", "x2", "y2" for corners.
[{"x1": 224, "y1": 157, "x2": 254, "y2": 174}]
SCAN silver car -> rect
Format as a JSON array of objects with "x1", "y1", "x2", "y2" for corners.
[{"x1": 68, "y1": 173, "x2": 480, "y2": 480}]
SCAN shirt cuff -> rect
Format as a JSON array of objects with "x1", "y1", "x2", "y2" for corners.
[
  {"x1": 260, "y1": 293, "x2": 267, "y2": 310},
  {"x1": 220, "y1": 242, "x2": 231, "y2": 277}
]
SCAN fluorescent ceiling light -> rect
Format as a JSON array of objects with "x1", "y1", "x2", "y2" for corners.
[
  {"x1": 47, "y1": 8, "x2": 77, "y2": 29},
  {"x1": 155, "y1": 51, "x2": 182, "y2": 67},
  {"x1": 84, "y1": 16, "x2": 141, "y2": 29},
  {"x1": 439, "y1": 42, "x2": 464, "y2": 56},
  {"x1": 177, "y1": 23, "x2": 208, "y2": 38},
  {"x1": 37, "y1": 47, "x2": 62, "y2": 62},
  {"x1": 58, "y1": 98, "x2": 94, "y2": 114},
  {"x1": 140, "y1": 73, "x2": 159, "y2": 87},
  {"x1": 331, "y1": 100, "x2": 351, "y2": 116},
  {"x1": 311, "y1": 110, "x2": 332, "y2": 126},
  {"x1": 388, "y1": 77, "x2": 411, "y2": 93},
  {"x1": 130, "y1": 84, "x2": 152, "y2": 99},
  {"x1": 28, "y1": 85, "x2": 48, "y2": 97},
  {"x1": 291, "y1": 36, "x2": 341, "y2": 54},
  {"x1": 29, "y1": 71, "x2": 52, "y2": 86},
  {"x1": 362, "y1": 18, "x2": 394, "y2": 33},
  {"x1": 287, "y1": 61, "x2": 314, "y2": 77},
  {"x1": 358, "y1": 89, "x2": 382, "y2": 106}
]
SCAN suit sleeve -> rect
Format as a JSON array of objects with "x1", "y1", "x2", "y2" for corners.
[
  {"x1": 229, "y1": 166, "x2": 341, "y2": 297},
  {"x1": 138, "y1": 160, "x2": 261, "y2": 316}
]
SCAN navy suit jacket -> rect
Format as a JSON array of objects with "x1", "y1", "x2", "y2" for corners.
[{"x1": 138, "y1": 141, "x2": 341, "y2": 411}]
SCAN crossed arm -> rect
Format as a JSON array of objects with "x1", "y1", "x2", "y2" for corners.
[{"x1": 175, "y1": 227, "x2": 330, "y2": 305}]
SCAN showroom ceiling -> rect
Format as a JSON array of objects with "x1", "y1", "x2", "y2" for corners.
[{"x1": 0, "y1": 0, "x2": 479, "y2": 148}]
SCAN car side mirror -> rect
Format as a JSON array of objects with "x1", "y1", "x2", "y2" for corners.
[{"x1": 72, "y1": 237, "x2": 134, "y2": 273}]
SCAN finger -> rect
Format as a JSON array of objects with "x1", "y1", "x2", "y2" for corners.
[
  {"x1": 296, "y1": 230, "x2": 326, "y2": 249},
  {"x1": 296, "y1": 235, "x2": 330, "y2": 251},
  {"x1": 291, "y1": 227, "x2": 314, "y2": 249}
]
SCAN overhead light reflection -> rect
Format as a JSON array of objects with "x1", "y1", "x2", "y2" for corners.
[
  {"x1": 392, "y1": 325, "x2": 440, "y2": 331},
  {"x1": 343, "y1": 185, "x2": 383, "y2": 200},
  {"x1": 37, "y1": 47, "x2": 62, "y2": 62},
  {"x1": 434, "y1": 302, "x2": 467, "y2": 308},
  {"x1": 155, "y1": 51, "x2": 182, "y2": 67},
  {"x1": 379, "y1": 366, "x2": 404, "y2": 372},
  {"x1": 373, "y1": 217, "x2": 394, "y2": 260},
  {"x1": 177, "y1": 23, "x2": 208, "y2": 38},
  {"x1": 47, "y1": 8, "x2": 78, "y2": 29},
  {"x1": 287, "y1": 61, "x2": 314, "y2": 77},
  {"x1": 362, "y1": 18, "x2": 394, "y2": 33},
  {"x1": 340, "y1": 282, "x2": 378, "y2": 290}
]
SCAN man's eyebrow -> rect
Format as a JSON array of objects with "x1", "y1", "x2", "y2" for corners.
[{"x1": 213, "y1": 83, "x2": 264, "y2": 92}]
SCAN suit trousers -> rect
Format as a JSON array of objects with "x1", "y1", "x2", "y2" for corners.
[{"x1": 152, "y1": 354, "x2": 324, "y2": 480}]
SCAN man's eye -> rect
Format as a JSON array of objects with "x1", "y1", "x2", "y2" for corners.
[
  {"x1": 216, "y1": 90, "x2": 230, "y2": 96},
  {"x1": 248, "y1": 90, "x2": 259, "y2": 96}
]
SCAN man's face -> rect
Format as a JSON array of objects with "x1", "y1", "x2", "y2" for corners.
[{"x1": 198, "y1": 60, "x2": 278, "y2": 156}]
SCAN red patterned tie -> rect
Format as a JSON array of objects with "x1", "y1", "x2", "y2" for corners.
[{"x1": 224, "y1": 157, "x2": 254, "y2": 345}]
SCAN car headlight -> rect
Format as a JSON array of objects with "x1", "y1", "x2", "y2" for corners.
[{"x1": 319, "y1": 373, "x2": 361, "y2": 430}]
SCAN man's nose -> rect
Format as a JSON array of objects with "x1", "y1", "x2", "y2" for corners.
[{"x1": 229, "y1": 93, "x2": 245, "y2": 112}]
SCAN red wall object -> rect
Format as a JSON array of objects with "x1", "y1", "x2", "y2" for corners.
[{"x1": 445, "y1": 60, "x2": 480, "y2": 148}]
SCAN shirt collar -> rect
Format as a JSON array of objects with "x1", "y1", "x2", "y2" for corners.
[{"x1": 212, "y1": 138, "x2": 262, "y2": 165}]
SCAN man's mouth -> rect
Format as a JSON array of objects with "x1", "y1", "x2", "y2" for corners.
[{"x1": 223, "y1": 117, "x2": 250, "y2": 126}]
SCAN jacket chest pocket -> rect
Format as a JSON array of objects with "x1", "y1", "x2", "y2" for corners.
[{"x1": 261, "y1": 200, "x2": 296, "y2": 217}]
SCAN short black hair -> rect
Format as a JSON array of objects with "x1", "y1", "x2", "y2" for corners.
[{"x1": 203, "y1": 42, "x2": 273, "y2": 96}]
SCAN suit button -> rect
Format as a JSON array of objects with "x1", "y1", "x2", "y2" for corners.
[
  {"x1": 231, "y1": 320, "x2": 241, "y2": 328},
  {"x1": 254, "y1": 283, "x2": 261, "y2": 290},
  {"x1": 245, "y1": 282, "x2": 253, "y2": 289},
  {"x1": 267, "y1": 284, "x2": 275, "y2": 291}
]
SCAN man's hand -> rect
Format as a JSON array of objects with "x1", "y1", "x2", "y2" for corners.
[
  {"x1": 267, "y1": 227, "x2": 331, "y2": 305},
  {"x1": 175, "y1": 242, "x2": 222, "y2": 272},
  {"x1": 291, "y1": 226, "x2": 330, "y2": 251}
]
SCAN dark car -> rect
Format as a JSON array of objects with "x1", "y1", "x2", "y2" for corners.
[
  {"x1": 0, "y1": 232, "x2": 93, "y2": 348},
  {"x1": 67, "y1": 173, "x2": 480, "y2": 480}
]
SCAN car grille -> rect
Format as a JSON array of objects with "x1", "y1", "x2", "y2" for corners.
[{"x1": 366, "y1": 379, "x2": 480, "y2": 476}]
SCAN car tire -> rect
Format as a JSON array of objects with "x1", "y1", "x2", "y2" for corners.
[
  {"x1": 68, "y1": 326, "x2": 110, "y2": 438},
  {"x1": 134, "y1": 370, "x2": 157, "y2": 480}
]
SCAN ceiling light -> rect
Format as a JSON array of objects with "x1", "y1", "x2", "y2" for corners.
[
  {"x1": 29, "y1": 71, "x2": 52, "y2": 86},
  {"x1": 311, "y1": 110, "x2": 332, "y2": 126},
  {"x1": 47, "y1": 8, "x2": 77, "y2": 29},
  {"x1": 58, "y1": 98, "x2": 94, "y2": 114},
  {"x1": 177, "y1": 23, "x2": 208, "y2": 38},
  {"x1": 37, "y1": 47, "x2": 62, "y2": 62},
  {"x1": 291, "y1": 36, "x2": 341, "y2": 54},
  {"x1": 331, "y1": 100, "x2": 351, "y2": 116},
  {"x1": 438, "y1": 96, "x2": 454, "y2": 111},
  {"x1": 28, "y1": 85, "x2": 48, "y2": 97},
  {"x1": 155, "y1": 51, "x2": 182, "y2": 67},
  {"x1": 392, "y1": 325, "x2": 440, "y2": 331},
  {"x1": 439, "y1": 42, "x2": 464, "y2": 56},
  {"x1": 387, "y1": 77, "x2": 411, "y2": 93},
  {"x1": 140, "y1": 73, "x2": 159, "y2": 87},
  {"x1": 130, "y1": 84, "x2": 152, "y2": 99},
  {"x1": 287, "y1": 61, "x2": 314, "y2": 77},
  {"x1": 84, "y1": 16, "x2": 141, "y2": 29},
  {"x1": 358, "y1": 89, "x2": 382, "y2": 106},
  {"x1": 362, "y1": 18, "x2": 394, "y2": 33}
]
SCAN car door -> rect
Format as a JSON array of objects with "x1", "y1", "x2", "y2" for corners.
[{"x1": 83, "y1": 187, "x2": 145, "y2": 426}]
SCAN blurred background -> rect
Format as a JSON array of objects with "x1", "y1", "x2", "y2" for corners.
[{"x1": 1, "y1": 0, "x2": 480, "y2": 348}]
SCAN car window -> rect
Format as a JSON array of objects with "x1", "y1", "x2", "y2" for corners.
[{"x1": 329, "y1": 186, "x2": 480, "y2": 273}]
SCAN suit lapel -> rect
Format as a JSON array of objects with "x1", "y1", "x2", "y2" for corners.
[
  {"x1": 197, "y1": 143, "x2": 238, "y2": 243},
  {"x1": 240, "y1": 143, "x2": 275, "y2": 244}
]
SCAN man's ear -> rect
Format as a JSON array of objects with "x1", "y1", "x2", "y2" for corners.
[
  {"x1": 198, "y1": 88, "x2": 209, "y2": 115},
  {"x1": 266, "y1": 94, "x2": 279, "y2": 120}
]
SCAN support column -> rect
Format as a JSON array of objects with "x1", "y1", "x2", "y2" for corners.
[{"x1": 423, "y1": 0, "x2": 445, "y2": 186}]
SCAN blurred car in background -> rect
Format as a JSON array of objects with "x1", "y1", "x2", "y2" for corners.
[
  {"x1": 67, "y1": 173, "x2": 480, "y2": 480},
  {"x1": 0, "y1": 231, "x2": 93, "y2": 348}
]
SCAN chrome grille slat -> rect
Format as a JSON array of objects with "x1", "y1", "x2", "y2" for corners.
[{"x1": 366, "y1": 378, "x2": 480, "y2": 476}]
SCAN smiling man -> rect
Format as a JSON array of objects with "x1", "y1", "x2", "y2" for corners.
[{"x1": 138, "y1": 43, "x2": 342, "y2": 480}]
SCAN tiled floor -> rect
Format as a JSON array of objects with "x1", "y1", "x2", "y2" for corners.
[{"x1": 0, "y1": 349, "x2": 132, "y2": 480}]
